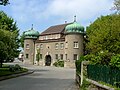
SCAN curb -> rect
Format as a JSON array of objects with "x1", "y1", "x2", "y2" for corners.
[{"x1": 0, "y1": 70, "x2": 34, "y2": 81}]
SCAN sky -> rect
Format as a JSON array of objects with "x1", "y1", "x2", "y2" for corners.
[{"x1": 0, "y1": 0, "x2": 114, "y2": 34}]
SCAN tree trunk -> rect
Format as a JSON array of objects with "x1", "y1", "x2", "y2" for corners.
[{"x1": 0, "y1": 60, "x2": 2, "y2": 68}]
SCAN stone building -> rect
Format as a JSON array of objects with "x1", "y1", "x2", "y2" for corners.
[{"x1": 24, "y1": 21, "x2": 84, "y2": 67}]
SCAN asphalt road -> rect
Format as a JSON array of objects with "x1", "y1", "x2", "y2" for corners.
[{"x1": 0, "y1": 61, "x2": 78, "y2": 90}]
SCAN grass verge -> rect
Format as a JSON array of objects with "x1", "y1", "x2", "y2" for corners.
[{"x1": 0, "y1": 64, "x2": 28, "y2": 77}]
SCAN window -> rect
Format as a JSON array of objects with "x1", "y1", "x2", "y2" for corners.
[
  {"x1": 26, "y1": 54, "x2": 29, "y2": 59},
  {"x1": 36, "y1": 44, "x2": 39, "y2": 49},
  {"x1": 73, "y1": 54, "x2": 78, "y2": 60},
  {"x1": 74, "y1": 42, "x2": 79, "y2": 48},
  {"x1": 55, "y1": 54, "x2": 58, "y2": 59},
  {"x1": 65, "y1": 42, "x2": 68, "y2": 48},
  {"x1": 55, "y1": 43, "x2": 59, "y2": 49},
  {"x1": 60, "y1": 43, "x2": 64, "y2": 49},
  {"x1": 65, "y1": 54, "x2": 67, "y2": 60},
  {"x1": 40, "y1": 54, "x2": 42, "y2": 59},
  {"x1": 40, "y1": 44, "x2": 43, "y2": 49},
  {"x1": 45, "y1": 36, "x2": 48, "y2": 40},
  {"x1": 60, "y1": 54, "x2": 63, "y2": 60},
  {"x1": 26, "y1": 44, "x2": 29, "y2": 49},
  {"x1": 55, "y1": 35, "x2": 58, "y2": 39}
]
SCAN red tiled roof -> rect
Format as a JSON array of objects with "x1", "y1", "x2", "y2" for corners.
[{"x1": 40, "y1": 23, "x2": 71, "y2": 35}]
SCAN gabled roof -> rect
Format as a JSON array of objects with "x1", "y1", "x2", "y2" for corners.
[{"x1": 40, "y1": 23, "x2": 71, "y2": 35}]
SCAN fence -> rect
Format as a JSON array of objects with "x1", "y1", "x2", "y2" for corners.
[{"x1": 87, "y1": 65, "x2": 120, "y2": 87}]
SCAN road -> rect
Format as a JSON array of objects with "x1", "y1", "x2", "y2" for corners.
[{"x1": 0, "y1": 61, "x2": 78, "y2": 90}]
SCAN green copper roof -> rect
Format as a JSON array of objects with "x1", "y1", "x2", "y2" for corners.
[
  {"x1": 65, "y1": 22, "x2": 84, "y2": 33},
  {"x1": 24, "y1": 27, "x2": 39, "y2": 39}
]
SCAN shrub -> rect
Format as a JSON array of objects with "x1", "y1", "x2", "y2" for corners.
[
  {"x1": 15, "y1": 64, "x2": 22, "y2": 71},
  {"x1": 9, "y1": 64, "x2": 22, "y2": 72},
  {"x1": 97, "y1": 51, "x2": 114, "y2": 65},
  {"x1": 110, "y1": 54, "x2": 120, "y2": 69},
  {"x1": 85, "y1": 51, "x2": 114, "y2": 65},
  {"x1": 75, "y1": 56, "x2": 86, "y2": 73},
  {"x1": 53, "y1": 60, "x2": 64, "y2": 67},
  {"x1": 9, "y1": 65, "x2": 15, "y2": 72},
  {"x1": 85, "y1": 54, "x2": 102, "y2": 65}
]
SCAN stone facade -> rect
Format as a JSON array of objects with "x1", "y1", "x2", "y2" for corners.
[{"x1": 24, "y1": 22, "x2": 84, "y2": 67}]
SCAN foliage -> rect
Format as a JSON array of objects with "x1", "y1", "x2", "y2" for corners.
[
  {"x1": 86, "y1": 14, "x2": 120, "y2": 55},
  {"x1": 88, "y1": 51, "x2": 114, "y2": 65},
  {"x1": 110, "y1": 54, "x2": 120, "y2": 68},
  {"x1": 87, "y1": 65, "x2": 120, "y2": 88},
  {"x1": 0, "y1": 11, "x2": 20, "y2": 67},
  {"x1": 80, "y1": 79, "x2": 91, "y2": 90},
  {"x1": 75, "y1": 56, "x2": 85, "y2": 73},
  {"x1": 20, "y1": 31, "x2": 26, "y2": 48},
  {"x1": 53, "y1": 60, "x2": 64, "y2": 67},
  {"x1": 113, "y1": 0, "x2": 120, "y2": 14},
  {"x1": 0, "y1": 0, "x2": 9, "y2": 6},
  {"x1": 0, "y1": 64, "x2": 28, "y2": 76},
  {"x1": 9, "y1": 64, "x2": 22, "y2": 72},
  {"x1": 36, "y1": 48, "x2": 40, "y2": 62},
  {"x1": 0, "y1": 30, "x2": 14, "y2": 67}
]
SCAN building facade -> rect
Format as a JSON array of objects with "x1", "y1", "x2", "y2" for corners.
[{"x1": 24, "y1": 21, "x2": 84, "y2": 67}]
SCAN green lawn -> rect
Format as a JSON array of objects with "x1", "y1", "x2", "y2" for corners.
[{"x1": 0, "y1": 64, "x2": 28, "y2": 77}]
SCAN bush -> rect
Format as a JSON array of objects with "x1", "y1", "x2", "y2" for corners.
[
  {"x1": 97, "y1": 51, "x2": 114, "y2": 65},
  {"x1": 9, "y1": 65, "x2": 15, "y2": 72},
  {"x1": 9, "y1": 64, "x2": 22, "y2": 72},
  {"x1": 15, "y1": 64, "x2": 22, "y2": 71},
  {"x1": 110, "y1": 54, "x2": 120, "y2": 69},
  {"x1": 75, "y1": 60, "x2": 81, "y2": 73},
  {"x1": 85, "y1": 51, "x2": 114, "y2": 65},
  {"x1": 75, "y1": 56, "x2": 86, "y2": 73},
  {"x1": 53, "y1": 60, "x2": 64, "y2": 67}
]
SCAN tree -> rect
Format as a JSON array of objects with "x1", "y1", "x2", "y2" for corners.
[
  {"x1": 113, "y1": 0, "x2": 120, "y2": 14},
  {"x1": 0, "y1": 0, "x2": 9, "y2": 6},
  {"x1": 36, "y1": 48, "x2": 40, "y2": 65},
  {"x1": 20, "y1": 31, "x2": 26, "y2": 48},
  {"x1": 0, "y1": 30, "x2": 14, "y2": 67},
  {"x1": 0, "y1": 11, "x2": 20, "y2": 66},
  {"x1": 86, "y1": 14, "x2": 120, "y2": 55}
]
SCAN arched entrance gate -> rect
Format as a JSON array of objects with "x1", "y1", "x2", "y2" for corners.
[{"x1": 45, "y1": 55, "x2": 51, "y2": 66}]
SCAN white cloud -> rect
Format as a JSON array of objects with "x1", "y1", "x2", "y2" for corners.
[
  {"x1": 9, "y1": 0, "x2": 114, "y2": 32},
  {"x1": 44, "y1": 0, "x2": 114, "y2": 21}
]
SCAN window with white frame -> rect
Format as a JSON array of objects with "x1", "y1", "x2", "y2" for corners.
[
  {"x1": 60, "y1": 43, "x2": 64, "y2": 49},
  {"x1": 55, "y1": 35, "x2": 58, "y2": 39},
  {"x1": 26, "y1": 44, "x2": 29, "y2": 49},
  {"x1": 40, "y1": 44, "x2": 43, "y2": 49},
  {"x1": 74, "y1": 42, "x2": 79, "y2": 48},
  {"x1": 55, "y1": 43, "x2": 59, "y2": 49},
  {"x1": 73, "y1": 54, "x2": 78, "y2": 60},
  {"x1": 45, "y1": 36, "x2": 48, "y2": 40},
  {"x1": 36, "y1": 44, "x2": 39, "y2": 49},
  {"x1": 65, "y1": 42, "x2": 68, "y2": 48}
]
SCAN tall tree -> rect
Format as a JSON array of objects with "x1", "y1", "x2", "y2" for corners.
[
  {"x1": 0, "y1": 0, "x2": 9, "y2": 6},
  {"x1": 86, "y1": 14, "x2": 120, "y2": 54},
  {"x1": 20, "y1": 31, "x2": 26, "y2": 48},
  {"x1": 0, "y1": 11, "x2": 20, "y2": 66},
  {"x1": 0, "y1": 30, "x2": 14, "y2": 67},
  {"x1": 113, "y1": 0, "x2": 120, "y2": 14}
]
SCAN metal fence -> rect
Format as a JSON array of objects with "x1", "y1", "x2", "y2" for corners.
[{"x1": 87, "y1": 65, "x2": 120, "y2": 87}]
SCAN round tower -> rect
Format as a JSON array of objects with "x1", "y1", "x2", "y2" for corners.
[
  {"x1": 24, "y1": 25, "x2": 39, "y2": 65},
  {"x1": 64, "y1": 21, "x2": 84, "y2": 67}
]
